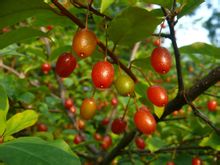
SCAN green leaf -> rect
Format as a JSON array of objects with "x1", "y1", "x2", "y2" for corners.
[
  {"x1": 147, "y1": 136, "x2": 166, "y2": 152},
  {"x1": 154, "y1": 106, "x2": 164, "y2": 119},
  {"x1": 0, "y1": 85, "x2": 9, "y2": 135},
  {"x1": 17, "y1": 92, "x2": 35, "y2": 104},
  {"x1": 178, "y1": 0, "x2": 204, "y2": 18},
  {"x1": 0, "y1": 0, "x2": 51, "y2": 29},
  {"x1": 199, "y1": 132, "x2": 220, "y2": 151},
  {"x1": 142, "y1": 0, "x2": 173, "y2": 8},
  {"x1": 0, "y1": 137, "x2": 81, "y2": 165},
  {"x1": 108, "y1": 7, "x2": 161, "y2": 46},
  {"x1": 0, "y1": 28, "x2": 47, "y2": 49},
  {"x1": 179, "y1": 42, "x2": 220, "y2": 60},
  {"x1": 100, "y1": 0, "x2": 115, "y2": 13},
  {"x1": 4, "y1": 110, "x2": 38, "y2": 136}
]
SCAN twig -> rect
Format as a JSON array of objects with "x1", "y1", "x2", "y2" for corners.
[
  {"x1": 0, "y1": 61, "x2": 25, "y2": 79},
  {"x1": 152, "y1": 33, "x2": 171, "y2": 39},
  {"x1": 70, "y1": 0, "x2": 112, "y2": 20},
  {"x1": 51, "y1": 0, "x2": 138, "y2": 83}
]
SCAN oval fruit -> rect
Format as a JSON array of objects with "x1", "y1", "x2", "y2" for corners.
[
  {"x1": 101, "y1": 135, "x2": 112, "y2": 150},
  {"x1": 111, "y1": 118, "x2": 126, "y2": 134},
  {"x1": 64, "y1": 98, "x2": 73, "y2": 109},
  {"x1": 134, "y1": 108, "x2": 156, "y2": 135},
  {"x1": 80, "y1": 98, "x2": 97, "y2": 120},
  {"x1": 91, "y1": 61, "x2": 114, "y2": 89},
  {"x1": 115, "y1": 75, "x2": 135, "y2": 96},
  {"x1": 72, "y1": 28, "x2": 97, "y2": 58},
  {"x1": 166, "y1": 161, "x2": 175, "y2": 165},
  {"x1": 73, "y1": 134, "x2": 83, "y2": 144},
  {"x1": 147, "y1": 85, "x2": 168, "y2": 107},
  {"x1": 135, "y1": 137, "x2": 145, "y2": 150},
  {"x1": 207, "y1": 100, "x2": 217, "y2": 112},
  {"x1": 37, "y1": 123, "x2": 48, "y2": 132},
  {"x1": 41, "y1": 63, "x2": 51, "y2": 74},
  {"x1": 111, "y1": 97, "x2": 118, "y2": 106},
  {"x1": 150, "y1": 47, "x2": 172, "y2": 74},
  {"x1": 192, "y1": 157, "x2": 202, "y2": 165},
  {"x1": 55, "y1": 52, "x2": 77, "y2": 77}
]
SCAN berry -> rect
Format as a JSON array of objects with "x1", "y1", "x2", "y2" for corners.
[
  {"x1": 37, "y1": 123, "x2": 48, "y2": 132},
  {"x1": 91, "y1": 61, "x2": 114, "y2": 89},
  {"x1": 46, "y1": 25, "x2": 53, "y2": 31},
  {"x1": 111, "y1": 97, "x2": 118, "y2": 106},
  {"x1": 72, "y1": 28, "x2": 97, "y2": 58},
  {"x1": 147, "y1": 85, "x2": 168, "y2": 107},
  {"x1": 134, "y1": 107, "x2": 156, "y2": 135},
  {"x1": 192, "y1": 157, "x2": 202, "y2": 165},
  {"x1": 41, "y1": 63, "x2": 51, "y2": 74},
  {"x1": 73, "y1": 134, "x2": 83, "y2": 144},
  {"x1": 80, "y1": 98, "x2": 97, "y2": 120},
  {"x1": 64, "y1": 98, "x2": 73, "y2": 109},
  {"x1": 207, "y1": 100, "x2": 217, "y2": 112},
  {"x1": 111, "y1": 118, "x2": 127, "y2": 134},
  {"x1": 115, "y1": 75, "x2": 135, "y2": 96},
  {"x1": 166, "y1": 161, "x2": 175, "y2": 165},
  {"x1": 77, "y1": 119, "x2": 85, "y2": 130},
  {"x1": 150, "y1": 47, "x2": 172, "y2": 74},
  {"x1": 135, "y1": 137, "x2": 145, "y2": 150},
  {"x1": 101, "y1": 118, "x2": 110, "y2": 126},
  {"x1": 153, "y1": 39, "x2": 160, "y2": 47},
  {"x1": 93, "y1": 132, "x2": 103, "y2": 141},
  {"x1": 55, "y1": 52, "x2": 77, "y2": 78},
  {"x1": 101, "y1": 135, "x2": 112, "y2": 150},
  {"x1": 69, "y1": 106, "x2": 76, "y2": 113}
]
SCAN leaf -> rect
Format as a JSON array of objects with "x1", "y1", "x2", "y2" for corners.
[
  {"x1": 154, "y1": 106, "x2": 164, "y2": 119},
  {"x1": 50, "y1": 45, "x2": 72, "y2": 62},
  {"x1": 142, "y1": 0, "x2": 173, "y2": 8},
  {"x1": 17, "y1": 92, "x2": 35, "y2": 104},
  {"x1": 0, "y1": 28, "x2": 47, "y2": 49},
  {"x1": 199, "y1": 132, "x2": 220, "y2": 151},
  {"x1": 0, "y1": 0, "x2": 51, "y2": 29},
  {"x1": 0, "y1": 137, "x2": 81, "y2": 165},
  {"x1": 4, "y1": 110, "x2": 38, "y2": 136},
  {"x1": 0, "y1": 85, "x2": 9, "y2": 135},
  {"x1": 178, "y1": 0, "x2": 204, "y2": 18},
  {"x1": 179, "y1": 42, "x2": 220, "y2": 60},
  {"x1": 147, "y1": 136, "x2": 166, "y2": 152},
  {"x1": 100, "y1": 0, "x2": 115, "y2": 13},
  {"x1": 108, "y1": 7, "x2": 161, "y2": 46}
]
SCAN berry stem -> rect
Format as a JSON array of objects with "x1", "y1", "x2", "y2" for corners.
[{"x1": 122, "y1": 96, "x2": 131, "y2": 120}]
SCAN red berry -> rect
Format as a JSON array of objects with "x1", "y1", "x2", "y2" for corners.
[
  {"x1": 111, "y1": 97, "x2": 118, "y2": 106},
  {"x1": 91, "y1": 61, "x2": 114, "y2": 89},
  {"x1": 73, "y1": 134, "x2": 83, "y2": 144},
  {"x1": 46, "y1": 25, "x2": 53, "y2": 31},
  {"x1": 37, "y1": 123, "x2": 48, "y2": 132},
  {"x1": 101, "y1": 118, "x2": 110, "y2": 126},
  {"x1": 101, "y1": 135, "x2": 112, "y2": 150},
  {"x1": 134, "y1": 108, "x2": 156, "y2": 135},
  {"x1": 147, "y1": 85, "x2": 168, "y2": 107},
  {"x1": 207, "y1": 100, "x2": 217, "y2": 112},
  {"x1": 77, "y1": 119, "x2": 85, "y2": 130},
  {"x1": 41, "y1": 63, "x2": 51, "y2": 74},
  {"x1": 150, "y1": 47, "x2": 172, "y2": 74},
  {"x1": 55, "y1": 52, "x2": 77, "y2": 78},
  {"x1": 135, "y1": 137, "x2": 145, "y2": 150},
  {"x1": 192, "y1": 157, "x2": 202, "y2": 165},
  {"x1": 69, "y1": 106, "x2": 76, "y2": 113},
  {"x1": 80, "y1": 98, "x2": 97, "y2": 120},
  {"x1": 93, "y1": 132, "x2": 103, "y2": 141},
  {"x1": 64, "y1": 98, "x2": 73, "y2": 109},
  {"x1": 166, "y1": 161, "x2": 175, "y2": 165},
  {"x1": 153, "y1": 39, "x2": 161, "y2": 47},
  {"x1": 111, "y1": 118, "x2": 127, "y2": 134},
  {"x1": 72, "y1": 28, "x2": 97, "y2": 58}
]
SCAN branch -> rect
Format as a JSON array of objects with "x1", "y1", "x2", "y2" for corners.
[
  {"x1": 100, "y1": 129, "x2": 136, "y2": 165},
  {"x1": 188, "y1": 101, "x2": 220, "y2": 136},
  {"x1": 152, "y1": 33, "x2": 171, "y2": 39},
  {"x1": 70, "y1": 0, "x2": 112, "y2": 20},
  {"x1": 51, "y1": 0, "x2": 138, "y2": 83},
  {"x1": 162, "y1": 66, "x2": 220, "y2": 118}
]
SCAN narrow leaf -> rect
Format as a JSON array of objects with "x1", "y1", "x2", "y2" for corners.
[
  {"x1": 4, "y1": 110, "x2": 38, "y2": 136},
  {"x1": 179, "y1": 42, "x2": 220, "y2": 59},
  {"x1": 108, "y1": 7, "x2": 161, "y2": 46},
  {"x1": 0, "y1": 85, "x2": 9, "y2": 135},
  {"x1": 199, "y1": 132, "x2": 220, "y2": 151},
  {"x1": 0, "y1": 137, "x2": 81, "y2": 165},
  {"x1": 0, "y1": 28, "x2": 47, "y2": 49},
  {"x1": 154, "y1": 106, "x2": 164, "y2": 119},
  {"x1": 100, "y1": 0, "x2": 115, "y2": 13}
]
